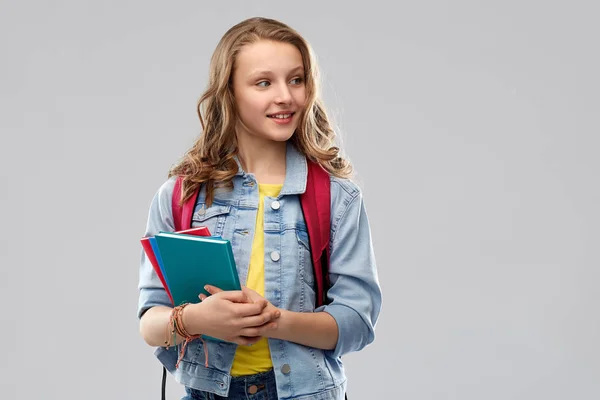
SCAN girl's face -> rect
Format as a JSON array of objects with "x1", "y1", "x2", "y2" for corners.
[{"x1": 232, "y1": 39, "x2": 306, "y2": 145}]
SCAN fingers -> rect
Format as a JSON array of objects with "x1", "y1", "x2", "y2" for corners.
[
  {"x1": 242, "y1": 309, "x2": 281, "y2": 327},
  {"x1": 204, "y1": 285, "x2": 265, "y2": 305},
  {"x1": 238, "y1": 321, "x2": 278, "y2": 338},
  {"x1": 204, "y1": 285, "x2": 223, "y2": 295},
  {"x1": 232, "y1": 301, "x2": 270, "y2": 317},
  {"x1": 241, "y1": 286, "x2": 258, "y2": 297},
  {"x1": 205, "y1": 285, "x2": 249, "y2": 302},
  {"x1": 211, "y1": 288, "x2": 250, "y2": 304},
  {"x1": 205, "y1": 285, "x2": 267, "y2": 305},
  {"x1": 197, "y1": 291, "x2": 269, "y2": 316}
]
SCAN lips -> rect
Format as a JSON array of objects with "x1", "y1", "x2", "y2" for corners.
[{"x1": 267, "y1": 112, "x2": 295, "y2": 119}]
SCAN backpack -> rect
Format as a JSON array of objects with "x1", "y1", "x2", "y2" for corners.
[{"x1": 159, "y1": 160, "x2": 347, "y2": 399}]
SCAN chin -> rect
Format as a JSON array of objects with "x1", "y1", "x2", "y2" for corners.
[{"x1": 262, "y1": 127, "x2": 297, "y2": 142}]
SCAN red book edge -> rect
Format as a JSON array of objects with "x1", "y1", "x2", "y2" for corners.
[
  {"x1": 140, "y1": 237, "x2": 174, "y2": 304},
  {"x1": 176, "y1": 226, "x2": 211, "y2": 237}
]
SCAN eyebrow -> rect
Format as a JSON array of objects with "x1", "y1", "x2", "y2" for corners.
[{"x1": 247, "y1": 65, "x2": 305, "y2": 79}]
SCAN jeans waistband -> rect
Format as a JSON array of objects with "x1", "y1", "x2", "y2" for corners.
[{"x1": 186, "y1": 369, "x2": 278, "y2": 399}]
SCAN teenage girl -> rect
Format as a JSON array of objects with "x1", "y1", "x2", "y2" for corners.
[{"x1": 138, "y1": 17, "x2": 382, "y2": 400}]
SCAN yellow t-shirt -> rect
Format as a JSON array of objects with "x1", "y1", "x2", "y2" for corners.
[{"x1": 230, "y1": 183, "x2": 283, "y2": 377}]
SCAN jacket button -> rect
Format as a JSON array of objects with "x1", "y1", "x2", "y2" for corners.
[
  {"x1": 271, "y1": 200, "x2": 280, "y2": 210},
  {"x1": 281, "y1": 364, "x2": 291, "y2": 374},
  {"x1": 248, "y1": 385, "x2": 258, "y2": 394},
  {"x1": 270, "y1": 251, "x2": 280, "y2": 261}
]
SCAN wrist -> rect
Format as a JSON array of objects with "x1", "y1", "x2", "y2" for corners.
[
  {"x1": 181, "y1": 303, "x2": 203, "y2": 336},
  {"x1": 270, "y1": 308, "x2": 291, "y2": 340}
]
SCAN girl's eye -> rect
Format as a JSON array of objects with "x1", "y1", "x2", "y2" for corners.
[
  {"x1": 290, "y1": 77, "x2": 304, "y2": 85},
  {"x1": 257, "y1": 81, "x2": 270, "y2": 87}
]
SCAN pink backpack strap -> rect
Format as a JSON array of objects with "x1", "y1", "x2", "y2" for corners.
[
  {"x1": 300, "y1": 160, "x2": 331, "y2": 307},
  {"x1": 172, "y1": 176, "x2": 199, "y2": 232}
]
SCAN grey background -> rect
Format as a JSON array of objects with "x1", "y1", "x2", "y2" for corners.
[{"x1": 1, "y1": 1, "x2": 598, "y2": 399}]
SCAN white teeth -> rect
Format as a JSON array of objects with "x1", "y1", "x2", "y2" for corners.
[{"x1": 270, "y1": 113, "x2": 292, "y2": 119}]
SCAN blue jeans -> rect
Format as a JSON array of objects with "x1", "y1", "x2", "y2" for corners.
[{"x1": 183, "y1": 369, "x2": 278, "y2": 400}]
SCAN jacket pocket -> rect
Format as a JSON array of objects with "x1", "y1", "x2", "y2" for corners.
[{"x1": 191, "y1": 203, "x2": 232, "y2": 237}]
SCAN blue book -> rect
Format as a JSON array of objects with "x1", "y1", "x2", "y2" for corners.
[
  {"x1": 153, "y1": 232, "x2": 242, "y2": 342},
  {"x1": 148, "y1": 237, "x2": 170, "y2": 290}
]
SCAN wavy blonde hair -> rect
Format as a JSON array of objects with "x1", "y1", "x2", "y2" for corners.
[{"x1": 169, "y1": 17, "x2": 352, "y2": 207}]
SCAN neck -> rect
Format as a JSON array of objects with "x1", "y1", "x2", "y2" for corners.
[{"x1": 236, "y1": 136, "x2": 287, "y2": 184}]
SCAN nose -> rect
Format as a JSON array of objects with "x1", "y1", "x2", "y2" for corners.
[{"x1": 274, "y1": 83, "x2": 292, "y2": 105}]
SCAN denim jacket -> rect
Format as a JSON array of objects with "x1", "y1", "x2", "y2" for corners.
[{"x1": 137, "y1": 142, "x2": 382, "y2": 400}]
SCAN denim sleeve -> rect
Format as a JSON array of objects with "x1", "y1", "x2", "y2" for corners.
[
  {"x1": 137, "y1": 177, "x2": 177, "y2": 319},
  {"x1": 315, "y1": 185, "x2": 383, "y2": 359}
]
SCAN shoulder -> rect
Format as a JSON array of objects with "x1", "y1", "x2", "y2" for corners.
[
  {"x1": 328, "y1": 175, "x2": 365, "y2": 237},
  {"x1": 329, "y1": 175, "x2": 361, "y2": 199},
  {"x1": 154, "y1": 175, "x2": 178, "y2": 205},
  {"x1": 145, "y1": 176, "x2": 178, "y2": 225}
]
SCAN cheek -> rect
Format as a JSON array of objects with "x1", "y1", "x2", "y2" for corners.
[
  {"x1": 237, "y1": 95, "x2": 268, "y2": 121},
  {"x1": 236, "y1": 100, "x2": 260, "y2": 125},
  {"x1": 293, "y1": 87, "x2": 307, "y2": 107}
]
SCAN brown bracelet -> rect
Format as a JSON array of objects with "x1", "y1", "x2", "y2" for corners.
[
  {"x1": 174, "y1": 303, "x2": 194, "y2": 337},
  {"x1": 165, "y1": 303, "x2": 196, "y2": 348},
  {"x1": 166, "y1": 303, "x2": 204, "y2": 369}
]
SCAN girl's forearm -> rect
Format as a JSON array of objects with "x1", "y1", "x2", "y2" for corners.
[
  {"x1": 141, "y1": 305, "x2": 339, "y2": 350},
  {"x1": 269, "y1": 309, "x2": 338, "y2": 350},
  {"x1": 139, "y1": 306, "x2": 185, "y2": 347}
]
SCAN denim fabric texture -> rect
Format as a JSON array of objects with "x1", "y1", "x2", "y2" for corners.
[{"x1": 138, "y1": 142, "x2": 382, "y2": 399}]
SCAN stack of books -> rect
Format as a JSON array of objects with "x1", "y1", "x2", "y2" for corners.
[{"x1": 140, "y1": 227, "x2": 242, "y2": 308}]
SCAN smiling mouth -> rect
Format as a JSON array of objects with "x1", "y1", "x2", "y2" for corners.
[{"x1": 267, "y1": 112, "x2": 295, "y2": 119}]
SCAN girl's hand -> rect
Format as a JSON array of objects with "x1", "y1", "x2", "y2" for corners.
[
  {"x1": 199, "y1": 285, "x2": 281, "y2": 340},
  {"x1": 182, "y1": 286, "x2": 280, "y2": 346},
  {"x1": 239, "y1": 286, "x2": 280, "y2": 319}
]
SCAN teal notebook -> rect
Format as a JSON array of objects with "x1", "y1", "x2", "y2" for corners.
[{"x1": 153, "y1": 232, "x2": 242, "y2": 342}]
